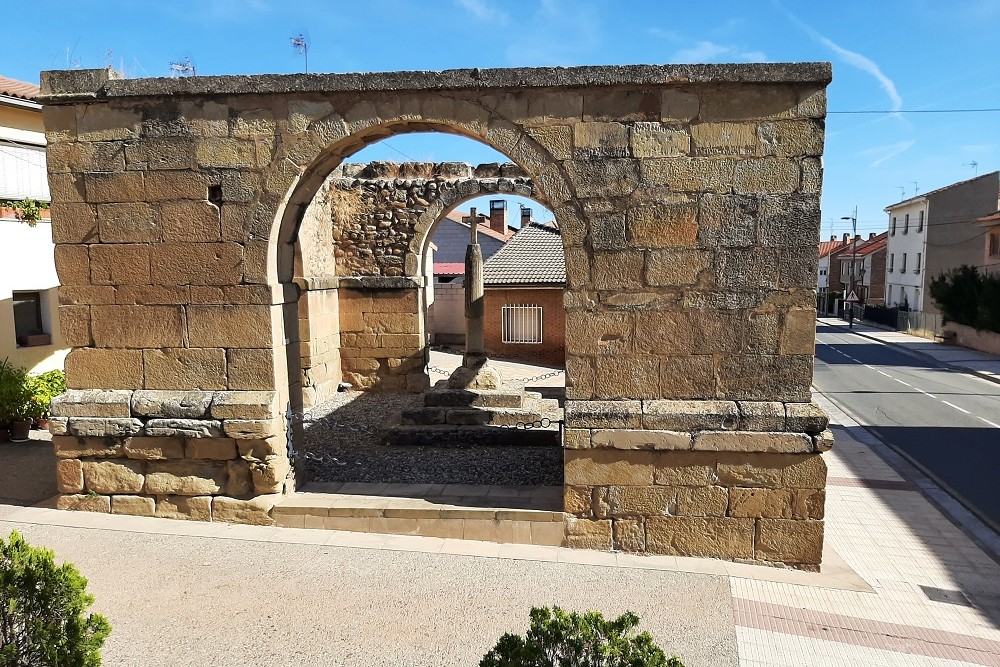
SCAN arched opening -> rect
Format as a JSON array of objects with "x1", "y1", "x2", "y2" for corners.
[{"x1": 273, "y1": 127, "x2": 571, "y2": 495}]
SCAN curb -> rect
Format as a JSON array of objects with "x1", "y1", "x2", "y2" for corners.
[{"x1": 817, "y1": 318, "x2": 1000, "y2": 387}]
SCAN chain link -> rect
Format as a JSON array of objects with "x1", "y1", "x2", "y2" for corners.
[{"x1": 427, "y1": 365, "x2": 564, "y2": 384}]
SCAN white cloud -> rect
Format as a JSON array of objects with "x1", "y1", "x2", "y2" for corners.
[
  {"x1": 504, "y1": 0, "x2": 600, "y2": 66},
  {"x1": 776, "y1": 2, "x2": 902, "y2": 111},
  {"x1": 859, "y1": 140, "x2": 916, "y2": 167},
  {"x1": 456, "y1": 0, "x2": 508, "y2": 25},
  {"x1": 670, "y1": 40, "x2": 768, "y2": 63}
]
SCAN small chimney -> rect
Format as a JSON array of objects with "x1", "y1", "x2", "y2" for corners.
[
  {"x1": 521, "y1": 206, "x2": 533, "y2": 227},
  {"x1": 842, "y1": 233, "x2": 849, "y2": 243},
  {"x1": 830, "y1": 235, "x2": 836, "y2": 241},
  {"x1": 488, "y1": 199, "x2": 507, "y2": 234},
  {"x1": 869, "y1": 232, "x2": 876, "y2": 240}
]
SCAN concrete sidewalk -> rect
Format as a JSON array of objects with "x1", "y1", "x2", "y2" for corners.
[
  {"x1": 4, "y1": 392, "x2": 1000, "y2": 665},
  {"x1": 818, "y1": 316, "x2": 1000, "y2": 385}
]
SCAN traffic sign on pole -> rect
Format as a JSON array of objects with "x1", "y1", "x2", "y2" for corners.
[{"x1": 844, "y1": 290, "x2": 860, "y2": 303}]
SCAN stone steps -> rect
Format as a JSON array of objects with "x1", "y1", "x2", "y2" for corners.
[
  {"x1": 272, "y1": 482, "x2": 567, "y2": 546},
  {"x1": 400, "y1": 397, "x2": 558, "y2": 427},
  {"x1": 385, "y1": 424, "x2": 560, "y2": 447},
  {"x1": 423, "y1": 387, "x2": 534, "y2": 408}
]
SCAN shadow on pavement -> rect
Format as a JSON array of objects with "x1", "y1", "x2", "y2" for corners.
[{"x1": 0, "y1": 436, "x2": 57, "y2": 506}]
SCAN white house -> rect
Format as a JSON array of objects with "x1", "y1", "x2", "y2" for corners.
[{"x1": 0, "y1": 75, "x2": 67, "y2": 373}]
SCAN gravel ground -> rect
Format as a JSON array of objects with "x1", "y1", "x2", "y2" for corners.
[
  {"x1": 297, "y1": 390, "x2": 564, "y2": 486},
  {"x1": 0, "y1": 520, "x2": 738, "y2": 667}
]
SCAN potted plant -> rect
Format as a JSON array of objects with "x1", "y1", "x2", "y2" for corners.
[
  {"x1": 0, "y1": 358, "x2": 34, "y2": 442},
  {"x1": 1, "y1": 198, "x2": 49, "y2": 227},
  {"x1": 26, "y1": 369, "x2": 66, "y2": 429}
]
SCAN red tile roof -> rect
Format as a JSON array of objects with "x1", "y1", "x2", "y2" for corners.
[
  {"x1": 854, "y1": 232, "x2": 888, "y2": 257},
  {"x1": 818, "y1": 239, "x2": 846, "y2": 259},
  {"x1": 0, "y1": 75, "x2": 40, "y2": 101},
  {"x1": 434, "y1": 262, "x2": 466, "y2": 275}
]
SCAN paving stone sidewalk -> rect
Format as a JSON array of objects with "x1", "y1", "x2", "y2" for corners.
[{"x1": 4, "y1": 386, "x2": 1000, "y2": 666}]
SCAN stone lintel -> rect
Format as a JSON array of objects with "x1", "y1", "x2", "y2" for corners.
[
  {"x1": 40, "y1": 63, "x2": 833, "y2": 103},
  {"x1": 693, "y1": 431, "x2": 814, "y2": 454},
  {"x1": 337, "y1": 276, "x2": 423, "y2": 290},
  {"x1": 642, "y1": 400, "x2": 739, "y2": 431},
  {"x1": 51, "y1": 389, "x2": 133, "y2": 418},
  {"x1": 565, "y1": 401, "x2": 642, "y2": 429}
]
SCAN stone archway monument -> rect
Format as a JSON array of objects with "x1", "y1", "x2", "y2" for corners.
[{"x1": 41, "y1": 62, "x2": 833, "y2": 569}]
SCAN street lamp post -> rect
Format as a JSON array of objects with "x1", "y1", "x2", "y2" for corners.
[{"x1": 841, "y1": 208, "x2": 858, "y2": 330}]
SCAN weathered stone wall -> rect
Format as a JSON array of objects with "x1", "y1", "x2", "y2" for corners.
[{"x1": 40, "y1": 63, "x2": 832, "y2": 567}]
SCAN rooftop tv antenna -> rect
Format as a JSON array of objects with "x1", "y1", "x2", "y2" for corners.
[
  {"x1": 911, "y1": 181, "x2": 919, "y2": 194},
  {"x1": 964, "y1": 160, "x2": 979, "y2": 176},
  {"x1": 290, "y1": 33, "x2": 309, "y2": 73},
  {"x1": 897, "y1": 186, "x2": 906, "y2": 200},
  {"x1": 169, "y1": 57, "x2": 196, "y2": 77}
]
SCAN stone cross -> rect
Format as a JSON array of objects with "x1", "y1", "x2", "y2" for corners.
[{"x1": 462, "y1": 207, "x2": 485, "y2": 359}]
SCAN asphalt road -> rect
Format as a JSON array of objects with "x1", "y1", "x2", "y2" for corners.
[{"x1": 813, "y1": 322, "x2": 1000, "y2": 531}]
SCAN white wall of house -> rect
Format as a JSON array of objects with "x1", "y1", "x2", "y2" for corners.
[
  {"x1": 0, "y1": 218, "x2": 67, "y2": 372},
  {"x1": 428, "y1": 279, "x2": 466, "y2": 345},
  {"x1": 817, "y1": 254, "x2": 830, "y2": 290},
  {"x1": 885, "y1": 200, "x2": 928, "y2": 309}
]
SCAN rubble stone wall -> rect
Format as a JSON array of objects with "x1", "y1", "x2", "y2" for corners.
[{"x1": 40, "y1": 63, "x2": 832, "y2": 566}]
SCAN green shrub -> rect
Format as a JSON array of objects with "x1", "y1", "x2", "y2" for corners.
[
  {"x1": 929, "y1": 265, "x2": 1000, "y2": 334},
  {"x1": 25, "y1": 370, "x2": 66, "y2": 421},
  {"x1": 0, "y1": 360, "x2": 33, "y2": 424},
  {"x1": 0, "y1": 531, "x2": 111, "y2": 667},
  {"x1": 481, "y1": 606, "x2": 683, "y2": 667}
]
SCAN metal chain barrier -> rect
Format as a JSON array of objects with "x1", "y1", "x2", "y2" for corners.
[{"x1": 427, "y1": 365, "x2": 564, "y2": 384}]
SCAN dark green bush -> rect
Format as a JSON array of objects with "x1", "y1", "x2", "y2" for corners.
[
  {"x1": 481, "y1": 606, "x2": 683, "y2": 667},
  {"x1": 0, "y1": 531, "x2": 110, "y2": 667},
  {"x1": 929, "y1": 265, "x2": 1000, "y2": 333}
]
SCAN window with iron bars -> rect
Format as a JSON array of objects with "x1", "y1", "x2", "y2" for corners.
[{"x1": 501, "y1": 304, "x2": 543, "y2": 344}]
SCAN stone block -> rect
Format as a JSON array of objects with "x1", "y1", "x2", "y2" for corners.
[
  {"x1": 566, "y1": 159, "x2": 639, "y2": 198},
  {"x1": 717, "y1": 355, "x2": 813, "y2": 403},
  {"x1": 564, "y1": 311, "x2": 631, "y2": 356},
  {"x1": 155, "y1": 495, "x2": 212, "y2": 521},
  {"x1": 675, "y1": 486, "x2": 729, "y2": 517},
  {"x1": 85, "y1": 171, "x2": 144, "y2": 202},
  {"x1": 785, "y1": 402, "x2": 829, "y2": 434},
  {"x1": 145, "y1": 460, "x2": 227, "y2": 496},
  {"x1": 250, "y1": 456, "x2": 291, "y2": 493},
  {"x1": 645, "y1": 248, "x2": 713, "y2": 287},
  {"x1": 642, "y1": 157, "x2": 736, "y2": 193},
  {"x1": 223, "y1": 418, "x2": 283, "y2": 440},
  {"x1": 187, "y1": 305, "x2": 271, "y2": 347},
  {"x1": 227, "y1": 348, "x2": 275, "y2": 391},
  {"x1": 111, "y1": 495, "x2": 155, "y2": 516},
  {"x1": 83, "y1": 460, "x2": 144, "y2": 494},
  {"x1": 565, "y1": 518, "x2": 612, "y2": 550},
  {"x1": 56, "y1": 459, "x2": 84, "y2": 493},
  {"x1": 564, "y1": 450, "x2": 655, "y2": 486},
  {"x1": 632, "y1": 311, "x2": 693, "y2": 355},
  {"x1": 123, "y1": 437, "x2": 185, "y2": 460},
  {"x1": 212, "y1": 494, "x2": 281, "y2": 526},
  {"x1": 573, "y1": 122, "x2": 629, "y2": 158},
  {"x1": 626, "y1": 202, "x2": 698, "y2": 248},
  {"x1": 525, "y1": 125, "x2": 572, "y2": 160},
  {"x1": 58, "y1": 306, "x2": 92, "y2": 347},
  {"x1": 594, "y1": 356, "x2": 660, "y2": 400},
  {"x1": 660, "y1": 90, "x2": 700, "y2": 121},
  {"x1": 185, "y1": 438, "x2": 238, "y2": 460},
  {"x1": 48, "y1": 418, "x2": 68, "y2": 436},
  {"x1": 68, "y1": 417, "x2": 143, "y2": 438},
  {"x1": 57, "y1": 494, "x2": 111, "y2": 513},
  {"x1": 52, "y1": 435, "x2": 124, "y2": 459},
  {"x1": 813, "y1": 429, "x2": 834, "y2": 452},
  {"x1": 782, "y1": 454, "x2": 827, "y2": 489},
  {"x1": 645, "y1": 516, "x2": 754, "y2": 559},
  {"x1": 590, "y1": 213, "x2": 626, "y2": 251},
  {"x1": 143, "y1": 349, "x2": 228, "y2": 391},
  {"x1": 131, "y1": 390, "x2": 213, "y2": 418},
  {"x1": 564, "y1": 486, "x2": 593, "y2": 516},
  {"x1": 50, "y1": 202, "x2": 99, "y2": 244},
  {"x1": 59, "y1": 286, "x2": 116, "y2": 306},
  {"x1": 691, "y1": 122, "x2": 760, "y2": 156},
  {"x1": 91, "y1": 305, "x2": 184, "y2": 348},
  {"x1": 737, "y1": 402, "x2": 786, "y2": 432},
  {"x1": 660, "y1": 355, "x2": 716, "y2": 400},
  {"x1": 54, "y1": 244, "x2": 90, "y2": 285},
  {"x1": 642, "y1": 400, "x2": 738, "y2": 431},
  {"x1": 210, "y1": 391, "x2": 279, "y2": 420},
  {"x1": 733, "y1": 158, "x2": 799, "y2": 195},
  {"x1": 226, "y1": 460, "x2": 254, "y2": 496},
  {"x1": 699, "y1": 85, "x2": 798, "y2": 121},
  {"x1": 145, "y1": 419, "x2": 223, "y2": 438},
  {"x1": 236, "y1": 438, "x2": 283, "y2": 459},
  {"x1": 593, "y1": 251, "x2": 644, "y2": 290},
  {"x1": 590, "y1": 429, "x2": 692, "y2": 450},
  {"x1": 693, "y1": 431, "x2": 813, "y2": 453},
  {"x1": 715, "y1": 455, "x2": 784, "y2": 489},
  {"x1": 89, "y1": 244, "x2": 151, "y2": 285},
  {"x1": 757, "y1": 120, "x2": 824, "y2": 157},
  {"x1": 160, "y1": 200, "x2": 222, "y2": 242},
  {"x1": 149, "y1": 242, "x2": 244, "y2": 285},
  {"x1": 629, "y1": 122, "x2": 689, "y2": 158},
  {"x1": 755, "y1": 518, "x2": 823, "y2": 565},
  {"x1": 97, "y1": 202, "x2": 158, "y2": 242},
  {"x1": 565, "y1": 400, "x2": 642, "y2": 429},
  {"x1": 729, "y1": 487, "x2": 794, "y2": 518},
  {"x1": 651, "y1": 451, "x2": 718, "y2": 486},
  {"x1": 144, "y1": 170, "x2": 211, "y2": 201},
  {"x1": 613, "y1": 519, "x2": 646, "y2": 552},
  {"x1": 51, "y1": 389, "x2": 133, "y2": 418},
  {"x1": 606, "y1": 486, "x2": 674, "y2": 516},
  {"x1": 781, "y1": 309, "x2": 817, "y2": 356}
]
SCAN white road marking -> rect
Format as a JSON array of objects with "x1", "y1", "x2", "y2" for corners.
[
  {"x1": 893, "y1": 378, "x2": 912, "y2": 387},
  {"x1": 941, "y1": 400, "x2": 971, "y2": 415},
  {"x1": 877, "y1": 370, "x2": 891, "y2": 377},
  {"x1": 916, "y1": 389, "x2": 938, "y2": 399},
  {"x1": 977, "y1": 417, "x2": 1000, "y2": 428}
]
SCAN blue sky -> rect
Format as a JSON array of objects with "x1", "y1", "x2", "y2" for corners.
[{"x1": 5, "y1": 0, "x2": 999, "y2": 235}]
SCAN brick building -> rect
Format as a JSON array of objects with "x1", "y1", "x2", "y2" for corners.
[{"x1": 482, "y1": 223, "x2": 565, "y2": 366}]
